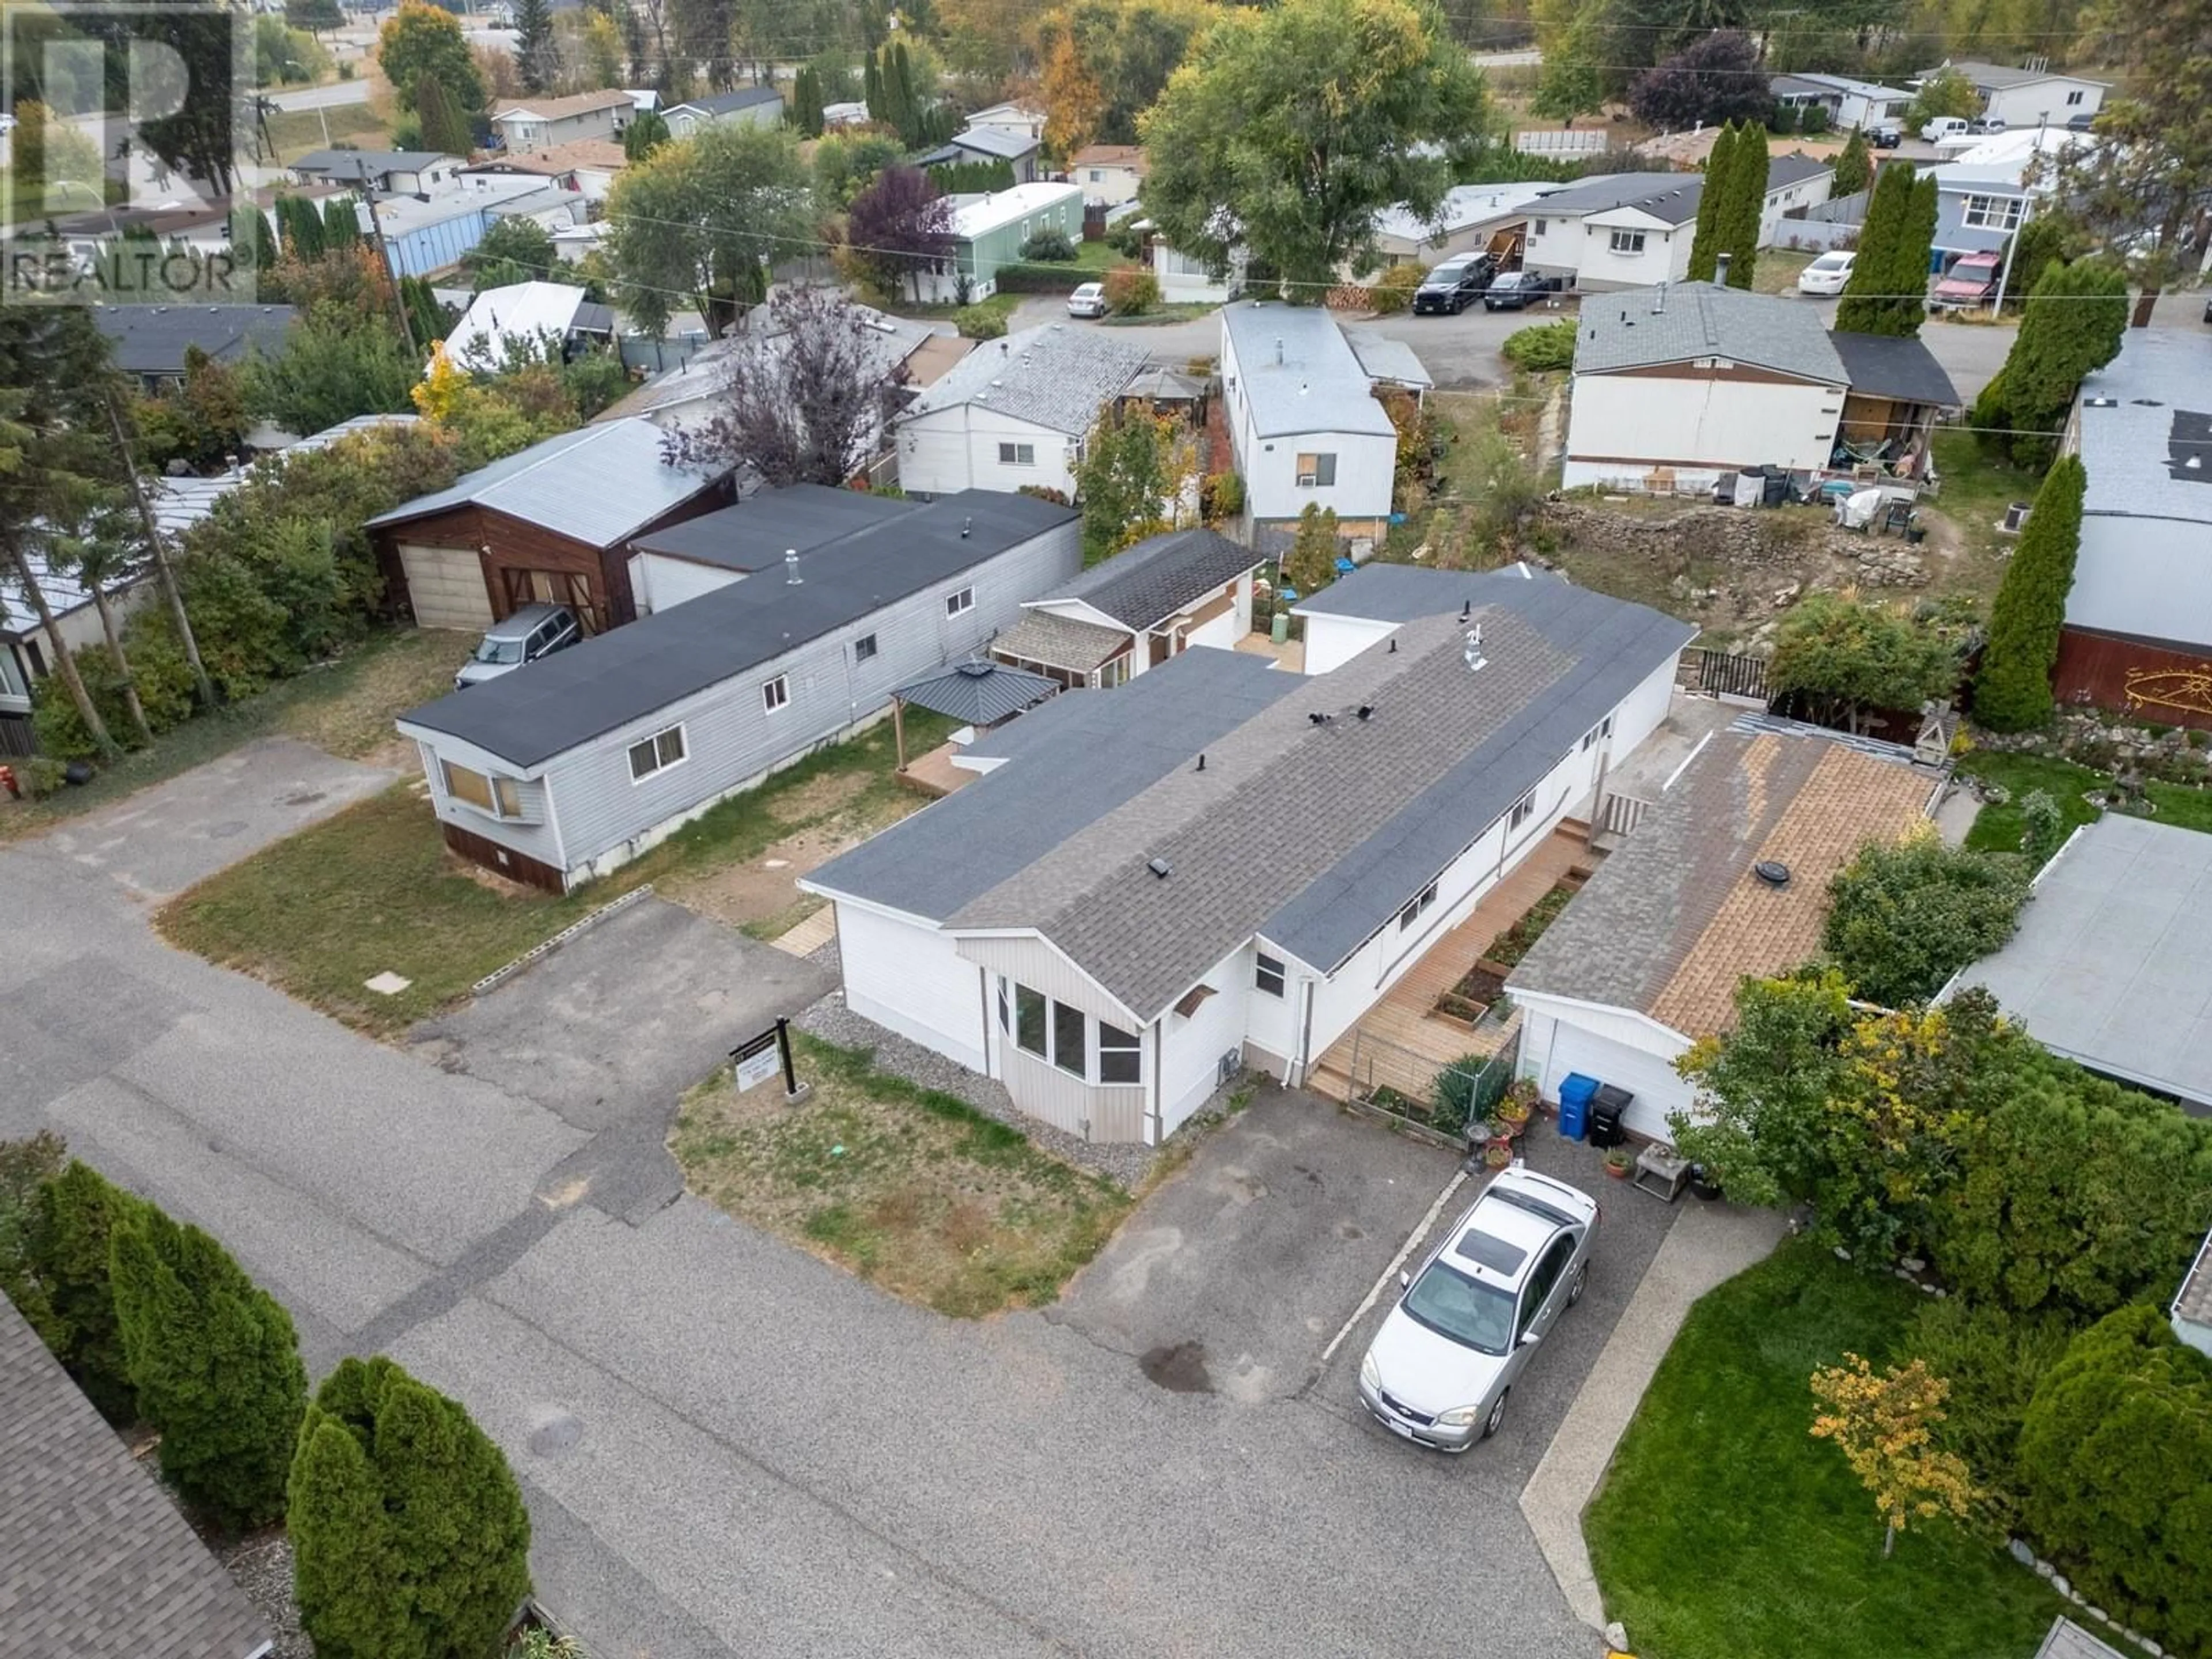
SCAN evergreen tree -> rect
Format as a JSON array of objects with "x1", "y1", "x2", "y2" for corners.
[
  {"x1": 111, "y1": 1206, "x2": 306, "y2": 1530},
  {"x1": 623, "y1": 106, "x2": 669, "y2": 161},
  {"x1": 1971, "y1": 259, "x2": 2130, "y2": 468},
  {"x1": 1974, "y1": 455, "x2": 2086, "y2": 732},
  {"x1": 29, "y1": 1161, "x2": 146, "y2": 1425},
  {"x1": 513, "y1": 0, "x2": 556, "y2": 93},
  {"x1": 1720, "y1": 122, "x2": 1764, "y2": 289},
  {"x1": 289, "y1": 1355, "x2": 533, "y2": 1659},
  {"x1": 415, "y1": 70, "x2": 474, "y2": 160},
  {"x1": 400, "y1": 275, "x2": 449, "y2": 346},
  {"x1": 790, "y1": 65, "x2": 824, "y2": 137},
  {"x1": 862, "y1": 54, "x2": 884, "y2": 123},
  {"x1": 1835, "y1": 164, "x2": 1935, "y2": 336},
  {"x1": 322, "y1": 196, "x2": 361, "y2": 251},
  {"x1": 1831, "y1": 127, "x2": 1871, "y2": 198},
  {"x1": 232, "y1": 204, "x2": 280, "y2": 294},
  {"x1": 1686, "y1": 120, "x2": 1733, "y2": 282},
  {"x1": 277, "y1": 194, "x2": 327, "y2": 260}
]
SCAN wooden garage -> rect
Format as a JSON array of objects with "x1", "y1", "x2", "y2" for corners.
[{"x1": 367, "y1": 419, "x2": 735, "y2": 635}]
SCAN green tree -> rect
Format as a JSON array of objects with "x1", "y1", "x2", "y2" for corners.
[
  {"x1": 289, "y1": 1355, "x2": 533, "y2": 1659},
  {"x1": 1528, "y1": 14, "x2": 1604, "y2": 126},
  {"x1": 0, "y1": 1132, "x2": 68, "y2": 1353},
  {"x1": 1282, "y1": 502, "x2": 1342, "y2": 595},
  {"x1": 1685, "y1": 119, "x2": 1735, "y2": 282},
  {"x1": 276, "y1": 193, "x2": 328, "y2": 260},
  {"x1": 1768, "y1": 590, "x2": 1962, "y2": 733},
  {"x1": 623, "y1": 107, "x2": 671, "y2": 161},
  {"x1": 603, "y1": 120, "x2": 816, "y2": 336},
  {"x1": 1077, "y1": 404, "x2": 1178, "y2": 563},
  {"x1": 814, "y1": 130, "x2": 908, "y2": 207},
  {"x1": 1138, "y1": 0, "x2": 1489, "y2": 297},
  {"x1": 1835, "y1": 162, "x2": 1936, "y2": 336},
  {"x1": 462, "y1": 215, "x2": 559, "y2": 289},
  {"x1": 286, "y1": 0, "x2": 343, "y2": 32},
  {"x1": 378, "y1": 0, "x2": 487, "y2": 116},
  {"x1": 232, "y1": 204, "x2": 281, "y2": 294},
  {"x1": 27, "y1": 1162, "x2": 149, "y2": 1422},
  {"x1": 1974, "y1": 456, "x2": 2087, "y2": 731},
  {"x1": 415, "y1": 70, "x2": 474, "y2": 159},
  {"x1": 1831, "y1": 126, "x2": 1872, "y2": 197},
  {"x1": 1821, "y1": 832, "x2": 2031, "y2": 1007},
  {"x1": 1718, "y1": 121, "x2": 1765, "y2": 289},
  {"x1": 1907, "y1": 68, "x2": 1980, "y2": 128},
  {"x1": 790, "y1": 64, "x2": 824, "y2": 135},
  {"x1": 245, "y1": 313, "x2": 421, "y2": 436},
  {"x1": 1971, "y1": 262, "x2": 2128, "y2": 468},
  {"x1": 2018, "y1": 1306, "x2": 2212, "y2": 1654},
  {"x1": 111, "y1": 1206, "x2": 306, "y2": 1530},
  {"x1": 322, "y1": 197, "x2": 361, "y2": 251},
  {"x1": 2018, "y1": 789, "x2": 2064, "y2": 869},
  {"x1": 514, "y1": 0, "x2": 558, "y2": 92}
]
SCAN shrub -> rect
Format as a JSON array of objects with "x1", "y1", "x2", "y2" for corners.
[
  {"x1": 1798, "y1": 104, "x2": 1830, "y2": 135},
  {"x1": 32, "y1": 1161, "x2": 148, "y2": 1425},
  {"x1": 1107, "y1": 217, "x2": 1149, "y2": 259},
  {"x1": 1202, "y1": 471, "x2": 1244, "y2": 522},
  {"x1": 1018, "y1": 226, "x2": 1078, "y2": 262},
  {"x1": 1369, "y1": 262, "x2": 1427, "y2": 315},
  {"x1": 953, "y1": 304, "x2": 1007, "y2": 340},
  {"x1": 1906, "y1": 1297, "x2": 2074, "y2": 1522},
  {"x1": 1821, "y1": 832, "x2": 2031, "y2": 1007},
  {"x1": 1502, "y1": 319, "x2": 1577, "y2": 372},
  {"x1": 1103, "y1": 266, "x2": 1160, "y2": 316},
  {"x1": 290, "y1": 1355, "x2": 532, "y2": 1659},
  {"x1": 2018, "y1": 1305, "x2": 2212, "y2": 1654},
  {"x1": 0, "y1": 1132, "x2": 66, "y2": 1349}
]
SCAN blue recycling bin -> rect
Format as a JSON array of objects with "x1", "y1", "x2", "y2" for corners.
[{"x1": 1556, "y1": 1073, "x2": 1599, "y2": 1141}]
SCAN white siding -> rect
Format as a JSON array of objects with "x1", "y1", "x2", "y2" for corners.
[
  {"x1": 1154, "y1": 242, "x2": 1241, "y2": 305},
  {"x1": 1759, "y1": 175, "x2": 1834, "y2": 247},
  {"x1": 416, "y1": 734, "x2": 568, "y2": 870},
  {"x1": 1157, "y1": 945, "x2": 1252, "y2": 1138},
  {"x1": 839, "y1": 902, "x2": 988, "y2": 1071},
  {"x1": 1219, "y1": 318, "x2": 1400, "y2": 525},
  {"x1": 1573, "y1": 210, "x2": 1695, "y2": 290},
  {"x1": 1563, "y1": 370, "x2": 1840, "y2": 490},
  {"x1": 897, "y1": 408, "x2": 1080, "y2": 501},
  {"x1": 959, "y1": 933, "x2": 1138, "y2": 1026},
  {"x1": 2065, "y1": 518, "x2": 2212, "y2": 648},
  {"x1": 1299, "y1": 612, "x2": 1399, "y2": 676},
  {"x1": 1077, "y1": 164, "x2": 1143, "y2": 207},
  {"x1": 630, "y1": 553, "x2": 743, "y2": 615},
  {"x1": 1516, "y1": 999, "x2": 1693, "y2": 1143},
  {"x1": 1982, "y1": 78, "x2": 2103, "y2": 127},
  {"x1": 399, "y1": 541, "x2": 494, "y2": 630}
]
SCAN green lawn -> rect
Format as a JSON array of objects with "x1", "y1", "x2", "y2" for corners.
[
  {"x1": 262, "y1": 103, "x2": 389, "y2": 162},
  {"x1": 671, "y1": 1035, "x2": 1132, "y2": 1317},
  {"x1": 157, "y1": 709, "x2": 955, "y2": 1037},
  {"x1": 1752, "y1": 248, "x2": 1817, "y2": 296},
  {"x1": 1585, "y1": 1240, "x2": 2067, "y2": 1659},
  {"x1": 1926, "y1": 428, "x2": 2045, "y2": 604},
  {"x1": 1954, "y1": 747, "x2": 2212, "y2": 853}
]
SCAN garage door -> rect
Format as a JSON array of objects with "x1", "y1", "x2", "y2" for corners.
[
  {"x1": 399, "y1": 543, "x2": 493, "y2": 630},
  {"x1": 1538, "y1": 1021, "x2": 1692, "y2": 1144}
]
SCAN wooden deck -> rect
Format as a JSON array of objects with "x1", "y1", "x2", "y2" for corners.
[
  {"x1": 1310, "y1": 828, "x2": 1598, "y2": 1104},
  {"x1": 897, "y1": 740, "x2": 975, "y2": 798}
]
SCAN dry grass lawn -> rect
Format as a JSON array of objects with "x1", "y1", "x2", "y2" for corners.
[
  {"x1": 278, "y1": 630, "x2": 473, "y2": 763},
  {"x1": 671, "y1": 1035, "x2": 1133, "y2": 1317}
]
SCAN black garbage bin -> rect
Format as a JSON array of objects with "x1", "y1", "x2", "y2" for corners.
[{"x1": 1588, "y1": 1084, "x2": 1634, "y2": 1149}]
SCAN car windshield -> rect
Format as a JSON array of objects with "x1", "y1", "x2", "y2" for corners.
[
  {"x1": 1427, "y1": 265, "x2": 1468, "y2": 284},
  {"x1": 1401, "y1": 1260, "x2": 1515, "y2": 1355},
  {"x1": 474, "y1": 638, "x2": 525, "y2": 665},
  {"x1": 1812, "y1": 253, "x2": 1851, "y2": 270}
]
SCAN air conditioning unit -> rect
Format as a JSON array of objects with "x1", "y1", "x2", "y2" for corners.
[
  {"x1": 1217, "y1": 1046, "x2": 1244, "y2": 1087},
  {"x1": 2001, "y1": 501, "x2": 2032, "y2": 534},
  {"x1": 1296, "y1": 472, "x2": 1319, "y2": 487}
]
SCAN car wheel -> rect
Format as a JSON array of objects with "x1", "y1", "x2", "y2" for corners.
[
  {"x1": 1566, "y1": 1261, "x2": 1588, "y2": 1306},
  {"x1": 1482, "y1": 1388, "x2": 1509, "y2": 1440}
]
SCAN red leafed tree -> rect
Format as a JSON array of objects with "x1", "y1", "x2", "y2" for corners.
[{"x1": 844, "y1": 165, "x2": 955, "y2": 304}]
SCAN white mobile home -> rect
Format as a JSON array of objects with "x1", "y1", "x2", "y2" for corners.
[
  {"x1": 1218, "y1": 302, "x2": 1406, "y2": 539},
  {"x1": 991, "y1": 527, "x2": 1262, "y2": 689},
  {"x1": 395, "y1": 490, "x2": 1081, "y2": 891},
  {"x1": 1927, "y1": 60, "x2": 2108, "y2": 129},
  {"x1": 804, "y1": 566, "x2": 1693, "y2": 1145},
  {"x1": 896, "y1": 324, "x2": 1150, "y2": 501}
]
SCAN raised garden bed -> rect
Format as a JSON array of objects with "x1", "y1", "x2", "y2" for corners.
[{"x1": 1479, "y1": 882, "x2": 1578, "y2": 969}]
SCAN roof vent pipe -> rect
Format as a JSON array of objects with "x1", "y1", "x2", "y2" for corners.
[
  {"x1": 1753, "y1": 860, "x2": 1790, "y2": 887},
  {"x1": 1715, "y1": 252, "x2": 1732, "y2": 285},
  {"x1": 1275, "y1": 336, "x2": 1284, "y2": 365},
  {"x1": 1653, "y1": 281, "x2": 1667, "y2": 315},
  {"x1": 784, "y1": 548, "x2": 801, "y2": 584},
  {"x1": 962, "y1": 516, "x2": 972, "y2": 537},
  {"x1": 1196, "y1": 753, "x2": 1206, "y2": 771}
]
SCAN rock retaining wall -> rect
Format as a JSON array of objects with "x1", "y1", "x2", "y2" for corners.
[{"x1": 1538, "y1": 500, "x2": 1930, "y2": 588}]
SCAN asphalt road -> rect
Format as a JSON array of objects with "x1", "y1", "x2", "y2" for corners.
[
  {"x1": 264, "y1": 79, "x2": 374, "y2": 112},
  {"x1": 3, "y1": 740, "x2": 1636, "y2": 1659}
]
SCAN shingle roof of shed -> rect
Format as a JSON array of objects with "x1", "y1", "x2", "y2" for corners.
[
  {"x1": 1830, "y1": 330, "x2": 1961, "y2": 407},
  {"x1": 948, "y1": 125, "x2": 1040, "y2": 158},
  {"x1": 0, "y1": 1298, "x2": 271, "y2": 1659},
  {"x1": 1509, "y1": 722, "x2": 1936, "y2": 1037},
  {"x1": 994, "y1": 609, "x2": 1130, "y2": 673},
  {"x1": 903, "y1": 323, "x2": 1149, "y2": 437},
  {"x1": 1574, "y1": 281, "x2": 1848, "y2": 383},
  {"x1": 1040, "y1": 527, "x2": 1258, "y2": 629}
]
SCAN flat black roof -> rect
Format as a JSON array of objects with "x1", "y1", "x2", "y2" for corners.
[
  {"x1": 401, "y1": 488, "x2": 1077, "y2": 766},
  {"x1": 633, "y1": 484, "x2": 919, "y2": 571}
]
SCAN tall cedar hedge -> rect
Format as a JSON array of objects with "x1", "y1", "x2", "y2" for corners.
[
  {"x1": 1972, "y1": 260, "x2": 2130, "y2": 468},
  {"x1": 1974, "y1": 455, "x2": 2086, "y2": 731},
  {"x1": 1719, "y1": 122, "x2": 1763, "y2": 289},
  {"x1": 33, "y1": 1161, "x2": 148, "y2": 1425},
  {"x1": 2018, "y1": 1305, "x2": 2212, "y2": 1654},
  {"x1": 289, "y1": 1355, "x2": 532, "y2": 1659},
  {"x1": 1835, "y1": 164, "x2": 1936, "y2": 336},
  {"x1": 1685, "y1": 120, "x2": 1734, "y2": 282},
  {"x1": 111, "y1": 1205, "x2": 306, "y2": 1529}
]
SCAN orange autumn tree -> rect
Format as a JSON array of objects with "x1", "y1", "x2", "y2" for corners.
[
  {"x1": 1041, "y1": 36, "x2": 1105, "y2": 156},
  {"x1": 1810, "y1": 1353, "x2": 1977, "y2": 1557}
]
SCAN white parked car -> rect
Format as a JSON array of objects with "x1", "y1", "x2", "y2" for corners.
[
  {"x1": 1066, "y1": 282, "x2": 1107, "y2": 319},
  {"x1": 1796, "y1": 249, "x2": 1855, "y2": 296},
  {"x1": 1357, "y1": 1164, "x2": 1600, "y2": 1451}
]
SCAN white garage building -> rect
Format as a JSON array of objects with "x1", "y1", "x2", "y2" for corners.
[{"x1": 1508, "y1": 722, "x2": 1941, "y2": 1142}]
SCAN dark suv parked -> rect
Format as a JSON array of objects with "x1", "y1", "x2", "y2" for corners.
[
  {"x1": 1412, "y1": 254, "x2": 1497, "y2": 315},
  {"x1": 1483, "y1": 270, "x2": 1565, "y2": 310}
]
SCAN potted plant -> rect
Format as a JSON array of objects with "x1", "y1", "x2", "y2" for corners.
[
  {"x1": 1687, "y1": 1162, "x2": 1724, "y2": 1201},
  {"x1": 1603, "y1": 1147, "x2": 1634, "y2": 1179},
  {"x1": 1482, "y1": 1138, "x2": 1514, "y2": 1171},
  {"x1": 1497, "y1": 1082, "x2": 1535, "y2": 1135}
]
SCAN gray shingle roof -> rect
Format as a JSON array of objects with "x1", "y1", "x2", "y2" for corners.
[
  {"x1": 0, "y1": 1298, "x2": 271, "y2": 1659},
  {"x1": 895, "y1": 660, "x2": 1060, "y2": 725},
  {"x1": 812, "y1": 567, "x2": 1693, "y2": 1020},
  {"x1": 1830, "y1": 330, "x2": 1961, "y2": 408},
  {"x1": 1765, "y1": 151, "x2": 1834, "y2": 192},
  {"x1": 1573, "y1": 281, "x2": 1847, "y2": 383},
  {"x1": 1509, "y1": 725, "x2": 1936, "y2": 1036},
  {"x1": 365, "y1": 418, "x2": 729, "y2": 547},
  {"x1": 1939, "y1": 59, "x2": 2104, "y2": 90},
  {"x1": 92, "y1": 305, "x2": 296, "y2": 375},
  {"x1": 1221, "y1": 302, "x2": 1396, "y2": 439},
  {"x1": 399, "y1": 489, "x2": 1077, "y2": 766},
  {"x1": 634, "y1": 483, "x2": 916, "y2": 570},
  {"x1": 1950, "y1": 811, "x2": 2212, "y2": 1112},
  {"x1": 902, "y1": 324, "x2": 1150, "y2": 438},
  {"x1": 290, "y1": 147, "x2": 453, "y2": 176},
  {"x1": 2074, "y1": 329, "x2": 2212, "y2": 527},
  {"x1": 1526, "y1": 172, "x2": 1703, "y2": 222},
  {"x1": 1040, "y1": 528, "x2": 1259, "y2": 630},
  {"x1": 993, "y1": 609, "x2": 1130, "y2": 673},
  {"x1": 675, "y1": 86, "x2": 782, "y2": 115}
]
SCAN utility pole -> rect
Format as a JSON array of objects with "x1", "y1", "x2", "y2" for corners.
[
  {"x1": 356, "y1": 174, "x2": 420, "y2": 357},
  {"x1": 1989, "y1": 191, "x2": 2033, "y2": 317},
  {"x1": 100, "y1": 383, "x2": 215, "y2": 710}
]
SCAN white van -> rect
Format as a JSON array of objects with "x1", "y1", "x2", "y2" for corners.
[{"x1": 1919, "y1": 116, "x2": 1970, "y2": 143}]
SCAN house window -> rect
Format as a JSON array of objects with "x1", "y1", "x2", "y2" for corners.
[
  {"x1": 1962, "y1": 194, "x2": 2024, "y2": 230},
  {"x1": 762, "y1": 675, "x2": 790, "y2": 713},
  {"x1": 997, "y1": 976, "x2": 1010, "y2": 1032},
  {"x1": 1533, "y1": 218, "x2": 1548, "y2": 234},
  {"x1": 1508, "y1": 791, "x2": 1535, "y2": 833},
  {"x1": 1581, "y1": 717, "x2": 1611, "y2": 751},
  {"x1": 2065, "y1": 89, "x2": 2084, "y2": 105},
  {"x1": 1397, "y1": 880, "x2": 1439, "y2": 933},
  {"x1": 1014, "y1": 983, "x2": 1047, "y2": 1057},
  {"x1": 998, "y1": 442, "x2": 1036, "y2": 467},
  {"x1": 1098, "y1": 1020, "x2": 1142, "y2": 1084},
  {"x1": 1255, "y1": 952, "x2": 1286, "y2": 998},
  {"x1": 627, "y1": 724, "x2": 687, "y2": 781},
  {"x1": 854, "y1": 634, "x2": 877, "y2": 664},
  {"x1": 1609, "y1": 229, "x2": 1646, "y2": 255},
  {"x1": 1052, "y1": 999, "x2": 1086, "y2": 1078},
  {"x1": 442, "y1": 759, "x2": 525, "y2": 820},
  {"x1": 1294, "y1": 452, "x2": 1336, "y2": 487},
  {"x1": 945, "y1": 587, "x2": 975, "y2": 617},
  {"x1": 1088, "y1": 168, "x2": 1102, "y2": 181}
]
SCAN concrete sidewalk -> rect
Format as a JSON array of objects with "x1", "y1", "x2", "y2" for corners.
[{"x1": 1518, "y1": 1198, "x2": 1789, "y2": 1630}]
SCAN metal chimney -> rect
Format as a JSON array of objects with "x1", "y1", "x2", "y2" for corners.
[
  {"x1": 1653, "y1": 281, "x2": 1667, "y2": 315},
  {"x1": 784, "y1": 548, "x2": 801, "y2": 584},
  {"x1": 1715, "y1": 252, "x2": 1732, "y2": 285},
  {"x1": 1274, "y1": 336, "x2": 1283, "y2": 365}
]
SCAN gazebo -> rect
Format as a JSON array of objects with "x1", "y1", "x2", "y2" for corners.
[{"x1": 890, "y1": 659, "x2": 1061, "y2": 773}]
